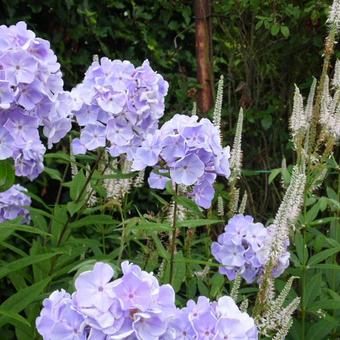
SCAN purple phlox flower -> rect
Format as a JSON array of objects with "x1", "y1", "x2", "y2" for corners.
[
  {"x1": 191, "y1": 310, "x2": 217, "y2": 339},
  {"x1": 80, "y1": 123, "x2": 106, "y2": 150},
  {"x1": 191, "y1": 180, "x2": 215, "y2": 209},
  {"x1": 161, "y1": 135, "x2": 187, "y2": 163},
  {"x1": 212, "y1": 214, "x2": 290, "y2": 283},
  {"x1": 243, "y1": 222, "x2": 268, "y2": 252},
  {"x1": 0, "y1": 184, "x2": 31, "y2": 223},
  {"x1": 0, "y1": 21, "x2": 73, "y2": 179},
  {"x1": 70, "y1": 57, "x2": 168, "y2": 158},
  {"x1": 74, "y1": 104, "x2": 99, "y2": 126},
  {"x1": 112, "y1": 270, "x2": 153, "y2": 311},
  {"x1": 17, "y1": 81, "x2": 44, "y2": 110},
  {"x1": 131, "y1": 114, "x2": 230, "y2": 209},
  {"x1": 13, "y1": 139, "x2": 45, "y2": 180},
  {"x1": 43, "y1": 117, "x2": 72, "y2": 149},
  {"x1": 214, "y1": 296, "x2": 258, "y2": 339},
  {"x1": 4, "y1": 110, "x2": 39, "y2": 143},
  {"x1": 37, "y1": 261, "x2": 177, "y2": 339},
  {"x1": 170, "y1": 154, "x2": 205, "y2": 186},
  {"x1": 133, "y1": 312, "x2": 168, "y2": 340},
  {"x1": 162, "y1": 309, "x2": 195, "y2": 340},
  {"x1": 10, "y1": 21, "x2": 35, "y2": 48},
  {"x1": 75, "y1": 262, "x2": 115, "y2": 312},
  {"x1": 106, "y1": 117, "x2": 135, "y2": 147},
  {"x1": 131, "y1": 133, "x2": 161, "y2": 170},
  {"x1": 148, "y1": 169, "x2": 169, "y2": 189},
  {"x1": 0, "y1": 80, "x2": 15, "y2": 108},
  {"x1": 96, "y1": 85, "x2": 127, "y2": 114},
  {"x1": 0, "y1": 50, "x2": 37, "y2": 85},
  {"x1": 0, "y1": 127, "x2": 14, "y2": 160},
  {"x1": 71, "y1": 138, "x2": 86, "y2": 155},
  {"x1": 36, "y1": 289, "x2": 87, "y2": 340},
  {"x1": 214, "y1": 146, "x2": 231, "y2": 178},
  {"x1": 112, "y1": 261, "x2": 176, "y2": 339}
]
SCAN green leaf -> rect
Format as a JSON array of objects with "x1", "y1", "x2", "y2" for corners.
[
  {"x1": 44, "y1": 167, "x2": 62, "y2": 181},
  {"x1": 70, "y1": 214, "x2": 115, "y2": 229},
  {"x1": 178, "y1": 219, "x2": 222, "y2": 228},
  {"x1": 270, "y1": 23, "x2": 280, "y2": 36},
  {"x1": 172, "y1": 252, "x2": 186, "y2": 292},
  {"x1": 306, "y1": 316, "x2": 338, "y2": 340},
  {"x1": 0, "y1": 159, "x2": 15, "y2": 192},
  {"x1": 0, "y1": 252, "x2": 61, "y2": 280},
  {"x1": 0, "y1": 278, "x2": 50, "y2": 327},
  {"x1": 174, "y1": 196, "x2": 202, "y2": 215},
  {"x1": 0, "y1": 309, "x2": 30, "y2": 327},
  {"x1": 136, "y1": 220, "x2": 172, "y2": 232},
  {"x1": 67, "y1": 201, "x2": 84, "y2": 216},
  {"x1": 310, "y1": 299, "x2": 340, "y2": 310},
  {"x1": 70, "y1": 170, "x2": 86, "y2": 201},
  {"x1": 309, "y1": 264, "x2": 340, "y2": 270},
  {"x1": 308, "y1": 247, "x2": 340, "y2": 266},
  {"x1": 151, "y1": 233, "x2": 170, "y2": 260},
  {"x1": 304, "y1": 273, "x2": 321, "y2": 308},
  {"x1": 210, "y1": 273, "x2": 225, "y2": 298},
  {"x1": 281, "y1": 25, "x2": 290, "y2": 38},
  {"x1": 268, "y1": 168, "x2": 281, "y2": 184},
  {"x1": 0, "y1": 223, "x2": 50, "y2": 242}
]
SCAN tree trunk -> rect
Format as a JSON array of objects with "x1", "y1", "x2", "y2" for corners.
[{"x1": 194, "y1": 0, "x2": 214, "y2": 114}]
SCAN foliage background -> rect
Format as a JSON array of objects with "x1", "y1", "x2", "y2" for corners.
[
  {"x1": 0, "y1": 1, "x2": 339, "y2": 339},
  {"x1": 0, "y1": 0, "x2": 333, "y2": 217}
]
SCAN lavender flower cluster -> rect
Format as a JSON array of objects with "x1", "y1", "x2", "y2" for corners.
[
  {"x1": 0, "y1": 184, "x2": 31, "y2": 223},
  {"x1": 164, "y1": 296, "x2": 258, "y2": 339},
  {"x1": 132, "y1": 114, "x2": 231, "y2": 208},
  {"x1": 36, "y1": 261, "x2": 258, "y2": 339},
  {"x1": 211, "y1": 214, "x2": 290, "y2": 283},
  {"x1": 70, "y1": 58, "x2": 168, "y2": 158},
  {"x1": 0, "y1": 22, "x2": 72, "y2": 180}
]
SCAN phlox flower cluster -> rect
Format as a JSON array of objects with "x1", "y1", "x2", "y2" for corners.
[
  {"x1": 211, "y1": 214, "x2": 290, "y2": 283},
  {"x1": 36, "y1": 261, "x2": 176, "y2": 339},
  {"x1": 0, "y1": 184, "x2": 31, "y2": 223},
  {"x1": 164, "y1": 296, "x2": 258, "y2": 339},
  {"x1": 70, "y1": 57, "x2": 168, "y2": 158},
  {"x1": 36, "y1": 261, "x2": 258, "y2": 339},
  {"x1": 132, "y1": 114, "x2": 231, "y2": 208},
  {"x1": 0, "y1": 21, "x2": 73, "y2": 180}
]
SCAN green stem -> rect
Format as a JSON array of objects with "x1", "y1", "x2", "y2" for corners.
[
  {"x1": 117, "y1": 204, "x2": 126, "y2": 263},
  {"x1": 169, "y1": 184, "x2": 178, "y2": 285},
  {"x1": 47, "y1": 151, "x2": 104, "y2": 281}
]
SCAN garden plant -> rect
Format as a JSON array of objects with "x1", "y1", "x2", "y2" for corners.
[{"x1": 0, "y1": 1, "x2": 339, "y2": 339}]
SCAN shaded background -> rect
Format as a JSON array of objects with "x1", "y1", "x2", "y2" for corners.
[{"x1": 0, "y1": 0, "x2": 332, "y2": 218}]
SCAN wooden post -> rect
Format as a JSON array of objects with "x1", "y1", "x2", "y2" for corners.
[{"x1": 194, "y1": 0, "x2": 214, "y2": 114}]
